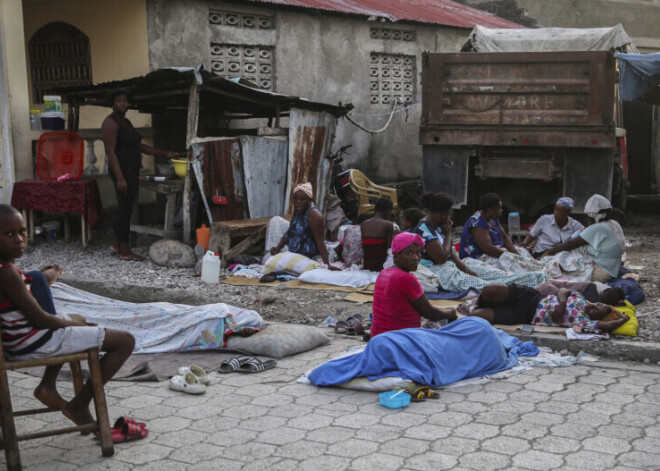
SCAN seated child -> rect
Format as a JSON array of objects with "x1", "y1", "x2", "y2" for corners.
[
  {"x1": 370, "y1": 232, "x2": 457, "y2": 337},
  {"x1": 0, "y1": 204, "x2": 135, "y2": 427},
  {"x1": 466, "y1": 283, "x2": 629, "y2": 333},
  {"x1": 402, "y1": 207, "x2": 425, "y2": 232},
  {"x1": 360, "y1": 197, "x2": 395, "y2": 271}
]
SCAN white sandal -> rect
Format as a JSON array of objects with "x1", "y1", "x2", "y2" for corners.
[
  {"x1": 170, "y1": 372, "x2": 206, "y2": 395},
  {"x1": 177, "y1": 364, "x2": 211, "y2": 385}
]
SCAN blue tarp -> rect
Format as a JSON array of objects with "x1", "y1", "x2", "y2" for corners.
[
  {"x1": 308, "y1": 317, "x2": 538, "y2": 387},
  {"x1": 614, "y1": 53, "x2": 660, "y2": 103}
]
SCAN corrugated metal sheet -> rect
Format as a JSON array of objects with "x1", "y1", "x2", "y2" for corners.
[
  {"x1": 285, "y1": 109, "x2": 337, "y2": 214},
  {"x1": 202, "y1": 139, "x2": 249, "y2": 221},
  {"x1": 240, "y1": 135, "x2": 289, "y2": 218},
  {"x1": 247, "y1": 0, "x2": 523, "y2": 29}
]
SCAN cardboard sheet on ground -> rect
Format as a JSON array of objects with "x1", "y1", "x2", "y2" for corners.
[
  {"x1": 344, "y1": 291, "x2": 464, "y2": 307},
  {"x1": 223, "y1": 275, "x2": 375, "y2": 293},
  {"x1": 344, "y1": 292, "x2": 565, "y2": 335}
]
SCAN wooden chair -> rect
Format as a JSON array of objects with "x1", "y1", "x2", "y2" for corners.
[{"x1": 0, "y1": 340, "x2": 114, "y2": 471}]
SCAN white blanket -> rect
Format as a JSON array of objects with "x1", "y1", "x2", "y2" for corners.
[
  {"x1": 51, "y1": 283, "x2": 263, "y2": 354},
  {"x1": 298, "y1": 268, "x2": 378, "y2": 288}
]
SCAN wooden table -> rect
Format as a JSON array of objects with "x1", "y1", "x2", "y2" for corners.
[
  {"x1": 130, "y1": 180, "x2": 183, "y2": 240},
  {"x1": 209, "y1": 215, "x2": 291, "y2": 266},
  {"x1": 10, "y1": 179, "x2": 103, "y2": 248}
]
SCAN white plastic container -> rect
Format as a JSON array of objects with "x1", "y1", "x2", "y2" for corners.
[
  {"x1": 43, "y1": 95, "x2": 62, "y2": 112},
  {"x1": 508, "y1": 212, "x2": 520, "y2": 233},
  {"x1": 201, "y1": 250, "x2": 220, "y2": 284},
  {"x1": 30, "y1": 110, "x2": 41, "y2": 130}
]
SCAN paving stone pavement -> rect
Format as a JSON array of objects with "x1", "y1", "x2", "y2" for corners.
[{"x1": 3, "y1": 336, "x2": 660, "y2": 471}]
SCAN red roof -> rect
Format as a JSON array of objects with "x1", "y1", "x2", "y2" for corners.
[{"x1": 246, "y1": 0, "x2": 523, "y2": 29}]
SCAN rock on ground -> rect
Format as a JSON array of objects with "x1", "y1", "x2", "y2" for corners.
[{"x1": 148, "y1": 240, "x2": 196, "y2": 268}]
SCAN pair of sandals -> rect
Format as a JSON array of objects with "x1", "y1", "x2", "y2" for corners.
[
  {"x1": 109, "y1": 246, "x2": 145, "y2": 261},
  {"x1": 334, "y1": 315, "x2": 366, "y2": 336},
  {"x1": 395, "y1": 384, "x2": 440, "y2": 402},
  {"x1": 218, "y1": 356, "x2": 276, "y2": 374},
  {"x1": 170, "y1": 365, "x2": 211, "y2": 395}
]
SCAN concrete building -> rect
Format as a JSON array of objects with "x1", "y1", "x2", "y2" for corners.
[{"x1": 0, "y1": 0, "x2": 519, "y2": 207}]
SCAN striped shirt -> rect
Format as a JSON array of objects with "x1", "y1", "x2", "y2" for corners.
[
  {"x1": 580, "y1": 223, "x2": 624, "y2": 278},
  {"x1": 0, "y1": 264, "x2": 53, "y2": 356}
]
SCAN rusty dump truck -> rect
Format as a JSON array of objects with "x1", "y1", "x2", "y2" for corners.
[{"x1": 419, "y1": 26, "x2": 637, "y2": 217}]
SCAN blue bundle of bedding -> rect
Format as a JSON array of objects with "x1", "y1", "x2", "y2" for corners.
[{"x1": 309, "y1": 317, "x2": 537, "y2": 387}]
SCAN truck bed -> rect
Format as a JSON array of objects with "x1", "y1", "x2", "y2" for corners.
[{"x1": 420, "y1": 51, "x2": 617, "y2": 149}]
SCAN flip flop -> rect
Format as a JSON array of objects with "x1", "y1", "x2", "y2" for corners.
[
  {"x1": 111, "y1": 421, "x2": 149, "y2": 443},
  {"x1": 114, "y1": 416, "x2": 146, "y2": 430},
  {"x1": 347, "y1": 318, "x2": 365, "y2": 335},
  {"x1": 334, "y1": 320, "x2": 356, "y2": 335},
  {"x1": 236, "y1": 357, "x2": 276, "y2": 373},
  {"x1": 218, "y1": 357, "x2": 242, "y2": 374}
]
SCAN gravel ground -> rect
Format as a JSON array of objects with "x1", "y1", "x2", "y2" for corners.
[{"x1": 16, "y1": 212, "x2": 660, "y2": 342}]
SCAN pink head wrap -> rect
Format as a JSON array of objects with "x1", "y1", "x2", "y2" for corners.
[
  {"x1": 293, "y1": 182, "x2": 314, "y2": 200},
  {"x1": 391, "y1": 232, "x2": 425, "y2": 254}
]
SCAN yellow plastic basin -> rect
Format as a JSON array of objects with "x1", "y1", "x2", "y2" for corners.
[{"x1": 171, "y1": 159, "x2": 188, "y2": 179}]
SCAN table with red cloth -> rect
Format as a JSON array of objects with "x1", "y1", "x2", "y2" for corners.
[{"x1": 11, "y1": 179, "x2": 103, "y2": 248}]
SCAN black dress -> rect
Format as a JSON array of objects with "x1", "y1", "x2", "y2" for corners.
[{"x1": 108, "y1": 114, "x2": 142, "y2": 243}]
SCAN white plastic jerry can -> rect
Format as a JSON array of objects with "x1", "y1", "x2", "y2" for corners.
[{"x1": 201, "y1": 251, "x2": 220, "y2": 284}]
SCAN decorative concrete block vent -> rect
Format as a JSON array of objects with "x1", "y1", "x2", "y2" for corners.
[
  {"x1": 210, "y1": 43, "x2": 274, "y2": 91},
  {"x1": 370, "y1": 27, "x2": 416, "y2": 42},
  {"x1": 208, "y1": 9, "x2": 274, "y2": 29},
  {"x1": 369, "y1": 53, "x2": 416, "y2": 105}
]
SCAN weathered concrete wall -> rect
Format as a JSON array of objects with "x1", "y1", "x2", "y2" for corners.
[
  {"x1": 1, "y1": 0, "x2": 31, "y2": 199},
  {"x1": 22, "y1": 0, "x2": 156, "y2": 208},
  {"x1": 147, "y1": 0, "x2": 469, "y2": 183}
]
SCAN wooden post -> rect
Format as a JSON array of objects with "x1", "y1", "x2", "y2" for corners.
[{"x1": 183, "y1": 85, "x2": 200, "y2": 244}]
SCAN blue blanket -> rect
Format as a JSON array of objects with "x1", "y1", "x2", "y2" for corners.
[
  {"x1": 607, "y1": 267, "x2": 645, "y2": 305},
  {"x1": 308, "y1": 317, "x2": 537, "y2": 387}
]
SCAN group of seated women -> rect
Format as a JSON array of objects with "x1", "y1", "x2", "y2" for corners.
[
  {"x1": 267, "y1": 182, "x2": 625, "y2": 287},
  {"x1": 264, "y1": 182, "x2": 632, "y2": 338}
]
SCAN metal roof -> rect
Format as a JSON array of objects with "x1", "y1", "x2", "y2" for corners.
[
  {"x1": 54, "y1": 66, "x2": 352, "y2": 118},
  {"x1": 245, "y1": 0, "x2": 523, "y2": 29}
]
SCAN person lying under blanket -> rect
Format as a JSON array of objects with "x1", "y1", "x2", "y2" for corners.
[
  {"x1": 465, "y1": 283, "x2": 630, "y2": 333},
  {"x1": 370, "y1": 232, "x2": 457, "y2": 337}
]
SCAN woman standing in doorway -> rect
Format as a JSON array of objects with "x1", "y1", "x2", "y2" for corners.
[{"x1": 102, "y1": 89, "x2": 178, "y2": 261}]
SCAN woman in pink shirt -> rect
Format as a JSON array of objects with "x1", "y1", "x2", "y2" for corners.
[{"x1": 371, "y1": 233, "x2": 457, "y2": 337}]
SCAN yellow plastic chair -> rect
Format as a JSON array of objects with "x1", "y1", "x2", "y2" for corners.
[{"x1": 348, "y1": 169, "x2": 399, "y2": 221}]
